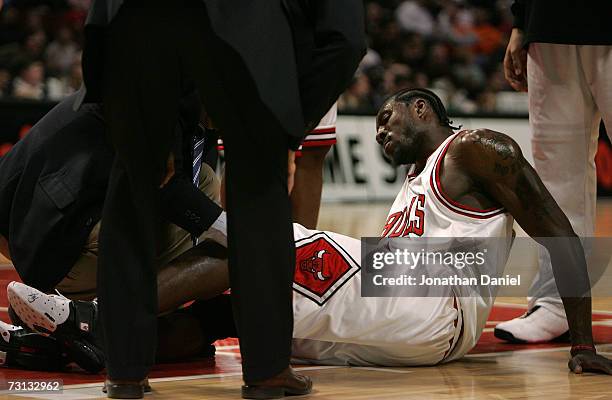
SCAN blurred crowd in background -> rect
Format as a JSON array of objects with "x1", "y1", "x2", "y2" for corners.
[
  {"x1": 0, "y1": 0, "x2": 88, "y2": 101},
  {"x1": 0, "y1": 0, "x2": 527, "y2": 114}
]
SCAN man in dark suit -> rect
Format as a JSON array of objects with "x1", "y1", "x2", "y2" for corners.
[
  {"x1": 78, "y1": 1, "x2": 365, "y2": 398},
  {"x1": 0, "y1": 91, "x2": 227, "y2": 376},
  {"x1": 0, "y1": 92, "x2": 224, "y2": 294},
  {"x1": 0, "y1": 96, "x2": 113, "y2": 291}
]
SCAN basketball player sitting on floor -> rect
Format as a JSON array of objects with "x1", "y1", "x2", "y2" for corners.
[{"x1": 3, "y1": 89, "x2": 612, "y2": 376}]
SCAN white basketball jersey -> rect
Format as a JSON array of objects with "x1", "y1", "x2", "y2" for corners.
[
  {"x1": 380, "y1": 131, "x2": 514, "y2": 361},
  {"x1": 290, "y1": 132, "x2": 514, "y2": 366}
]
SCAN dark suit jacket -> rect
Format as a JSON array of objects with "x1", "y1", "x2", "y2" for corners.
[
  {"x1": 0, "y1": 94, "x2": 113, "y2": 290},
  {"x1": 0, "y1": 90, "x2": 220, "y2": 290},
  {"x1": 76, "y1": 0, "x2": 365, "y2": 145}
]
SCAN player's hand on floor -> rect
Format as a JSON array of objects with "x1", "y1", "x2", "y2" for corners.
[{"x1": 568, "y1": 351, "x2": 612, "y2": 375}]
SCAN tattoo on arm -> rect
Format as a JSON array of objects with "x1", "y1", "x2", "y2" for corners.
[
  {"x1": 476, "y1": 135, "x2": 516, "y2": 161},
  {"x1": 468, "y1": 130, "x2": 563, "y2": 228},
  {"x1": 493, "y1": 161, "x2": 520, "y2": 177},
  {"x1": 477, "y1": 135, "x2": 521, "y2": 177}
]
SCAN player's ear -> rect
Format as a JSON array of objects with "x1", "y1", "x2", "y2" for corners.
[{"x1": 414, "y1": 99, "x2": 427, "y2": 119}]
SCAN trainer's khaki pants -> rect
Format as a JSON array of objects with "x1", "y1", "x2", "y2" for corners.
[
  {"x1": 527, "y1": 43, "x2": 612, "y2": 312},
  {"x1": 55, "y1": 164, "x2": 220, "y2": 300}
]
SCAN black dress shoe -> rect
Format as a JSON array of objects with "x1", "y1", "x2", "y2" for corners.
[
  {"x1": 242, "y1": 367, "x2": 312, "y2": 399},
  {"x1": 103, "y1": 379, "x2": 150, "y2": 399}
]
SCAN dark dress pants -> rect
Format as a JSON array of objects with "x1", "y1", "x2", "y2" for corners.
[{"x1": 98, "y1": 0, "x2": 295, "y2": 381}]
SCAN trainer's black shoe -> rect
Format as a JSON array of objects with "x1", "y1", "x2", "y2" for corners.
[
  {"x1": 242, "y1": 367, "x2": 313, "y2": 399},
  {"x1": 103, "y1": 378, "x2": 152, "y2": 398}
]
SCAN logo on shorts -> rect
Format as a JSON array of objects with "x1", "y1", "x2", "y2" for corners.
[
  {"x1": 299, "y1": 250, "x2": 330, "y2": 281},
  {"x1": 293, "y1": 233, "x2": 360, "y2": 306}
]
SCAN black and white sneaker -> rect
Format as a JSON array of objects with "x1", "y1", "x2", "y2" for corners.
[
  {"x1": 7, "y1": 282, "x2": 72, "y2": 335},
  {"x1": 0, "y1": 320, "x2": 68, "y2": 371},
  {"x1": 7, "y1": 282, "x2": 105, "y2": 373}
]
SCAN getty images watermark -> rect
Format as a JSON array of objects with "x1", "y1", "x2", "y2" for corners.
[
  {"x1": 361, "y1": 237, "x2": 612, "y2": 298},
  {"x1": 370, "y1": 246, "x2": 520, "y2": 287}
]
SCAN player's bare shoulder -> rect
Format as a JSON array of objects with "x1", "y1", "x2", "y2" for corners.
[{"x1": 450, "y1": 129, "x2": 525, "y2": 178}]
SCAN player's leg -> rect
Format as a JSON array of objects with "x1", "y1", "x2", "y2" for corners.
[
  {"x1": 291, "y1": 145, "x2": 332, "y2": 228},
  {"x1": 4, "y1": 291, "x2": 235, "y2": 372},
  {"x1": 157, "y1": 240, "x2": 229, "y2": 314},
  {"x1": 291, "y1": 105, "x2": 337, "y2": 228},
  {"x1": 495, "y1": 43, "x2": 600, "y2": 343},
  {"x1": 156, "y1": 295, "x2": 236, "y2": 363},
  {"x1": 6, "y1": 243, "x2": 232, "y2": 370}
]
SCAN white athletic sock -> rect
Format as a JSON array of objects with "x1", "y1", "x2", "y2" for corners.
[
  {"x1": 206, "y1": 211, "x2": 227, "y2": 247},
  {"x1": 211, "y1": 211, "x2": 227, "y2": 236}
]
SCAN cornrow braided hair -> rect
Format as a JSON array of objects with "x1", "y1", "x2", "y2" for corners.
[{"x1": 391, "y1": 88, "x2": 461, "y2": 130}]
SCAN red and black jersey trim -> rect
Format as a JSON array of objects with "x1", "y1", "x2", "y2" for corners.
[
  {"x1": 308, "y1": 126, "x2": 336, "y2": 134},
  {"x1": 301, "y1": 126, "x2": 337, "y2": 148},
  {"x1": 301, "y1": 139, "x2": 337, "y2": 148},
  {"x1": 430, "y1": 133, "x2": 505, "y2": 219}
]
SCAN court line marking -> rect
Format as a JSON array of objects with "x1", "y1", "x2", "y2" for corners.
[
  {"x1": 483, "y1": 320, "x2": 612, "y2": 333},
  {"x1": 21, "y1": 365, "x2": 346, "y2": 392},
  {"x1": 352, "y1": 367, "x2": 413, "y2": 374},
  {"x1": 465, "y1": 346, "x2": 572, "y2": 357},
  {"x1": 9, "y1": 364, "x2": 415, "y2": 397},
  {"x1": 466, "y1": 343, "x2": 612, "y2": 358},
  {"x1": 494, "y1": 302, "x2": 612, "y2": 316}
]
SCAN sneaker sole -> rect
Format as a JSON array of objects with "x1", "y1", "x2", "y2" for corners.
[
  {"x1": 7, "y1": 285, "x2": 63, "y2": 335},
  {"x1": 493, "y1": 327, "x2": 527, "y2": 344},
  {"x1": 494, "y1": 327, "x2": 571, "y2": 344}
]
